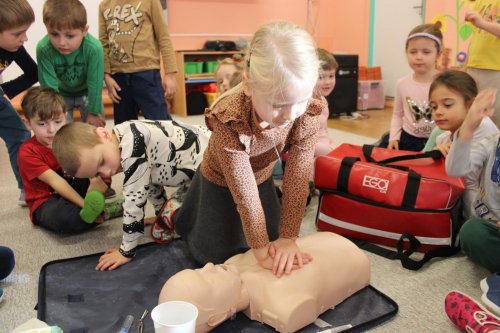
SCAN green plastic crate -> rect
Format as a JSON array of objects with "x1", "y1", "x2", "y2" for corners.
[
  {"x1": 204, "y1": 61, "x2": 219, "y2": 73},
  {"x1": 184, "y1": 61, "x2": 203, "y2": 74}
]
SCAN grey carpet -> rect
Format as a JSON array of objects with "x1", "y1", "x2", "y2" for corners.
[{"x1": 0, "y1": 116, "x2": 489, "y2": 332}]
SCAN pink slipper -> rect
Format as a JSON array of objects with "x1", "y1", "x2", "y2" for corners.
[{"x1": 445, "y1": 291, "x2": 500, "y2": 332}]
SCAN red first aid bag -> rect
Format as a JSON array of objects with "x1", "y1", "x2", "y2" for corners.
[{"x1": 314, "y1": 144, "x2": 465, "y2": 270}]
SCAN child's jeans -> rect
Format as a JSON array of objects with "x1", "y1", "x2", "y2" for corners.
[
  {"x1": 460, "y1": 218, "x2": 500, "y2": 272},
  {"x1": 34, "y1": 177, "x2": 97, "y2": 234},
  {"x1": 63, "y1": 95, "x2": 105, "y2": 123},
  {"x1": 111, "y1": 69, "x2": 172, "y2": 125},
  {"x1": 0, "y1": 92, "x2": 31, "y2": 190}
]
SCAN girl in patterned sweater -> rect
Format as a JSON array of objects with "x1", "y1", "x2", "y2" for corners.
[{"x1": 161, "y1": 22, "x2": 325, "y2": 278}]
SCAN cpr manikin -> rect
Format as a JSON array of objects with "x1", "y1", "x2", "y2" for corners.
[{"x1": 158, "y1": 232, "x2": 371, "y2": 333}]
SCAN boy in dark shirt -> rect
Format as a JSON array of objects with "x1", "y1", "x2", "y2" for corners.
[{"x1": 0, "y1": 0, "x2": 38, "y2": 205}]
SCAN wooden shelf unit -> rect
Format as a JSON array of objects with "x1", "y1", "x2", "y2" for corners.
[{"x1": 171, "y1": 50, "x2": 242, "y2": 117}]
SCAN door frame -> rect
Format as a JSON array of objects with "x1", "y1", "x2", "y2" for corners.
[
  {"x1": 368, "y1": 0, "x2": 426, "y2": 65},
  {"x1": 367, "y1": 0, "x2": 426, "y2": 97}
]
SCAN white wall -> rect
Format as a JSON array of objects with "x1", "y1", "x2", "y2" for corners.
[
  {"x1": 372, "y1": 0, "x2": 423, "y2": 97},
  {"x1": 2, "y1": 0, "x2": 100, "y2": 83}
]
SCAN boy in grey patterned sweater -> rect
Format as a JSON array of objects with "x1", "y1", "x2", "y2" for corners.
[{"x1": 53, "y1": 120, "x2": 210, "y2": 270}]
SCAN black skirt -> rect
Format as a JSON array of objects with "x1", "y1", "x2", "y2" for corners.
[{"x1": 173, "y1": 169, "x2": 280, "y2": 265}]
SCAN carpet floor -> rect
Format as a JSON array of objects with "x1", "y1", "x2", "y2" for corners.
[{"x1": 0, "y1": 116, "x2": 488, "y2": 332}]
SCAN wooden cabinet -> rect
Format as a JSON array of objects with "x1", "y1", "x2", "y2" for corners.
[{"x1": 171, "y1": 50, "x2": 242, "y2": 117}]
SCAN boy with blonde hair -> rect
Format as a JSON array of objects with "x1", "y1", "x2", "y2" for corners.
[
  {"x1": 99, "y1": 0, "x2": 178, "y2": 124},
  {"x1": 0, "y1": 0, "x2": 38, "y2": 205},
  {"x1": 17, "y1": 86, "x2": 112, "y2": 234},
  {"x1": 37, "y1": 0, "x2": 105, "y2": 127},
  {"x1": 53, "y1": 120, "x2": 210, "y2": 270}
]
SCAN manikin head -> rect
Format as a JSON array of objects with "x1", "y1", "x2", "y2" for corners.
[{"x1": 159, "y1": 263, "x2": 249, "y2": 333}]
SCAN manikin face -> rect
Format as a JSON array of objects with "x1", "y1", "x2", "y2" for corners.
[
  {"x1": 46, "y1": 25, "x2": 88, "y2": 55},
  {"x1": 160, "y1": 263, "x2": 243, "y2": 332},
  {"x1": 429, "y1": 84, "x2": 469, "y2": 134},
  {"x1": 216, "y1": 64, "x2": 238, "y2": 94},
  {"x1": 0, "y1": 24, "x2": 31, "y2": 52},
  {"x1": 196, "y1": 263, "x2": 241, "y2": 294},
  {"x1": 406, "y1": 37, "x2": 439, "y2": 76},
  {"x1": 247, "y1": 79, "x2": 313, "y2": 129},
  {"x1": 315, "y1": 68, "x2": 336, "y2": 97},
  {"x1": 74, "y1": 130, "x2": 122, "y2": 179},
  {"x1": 28, "y1": 112, "x2": 67, "y2": 147}
]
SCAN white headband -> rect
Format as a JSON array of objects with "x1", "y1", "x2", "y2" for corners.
[{"x1": 406, "y1": 32, "x2": 442, "y2": 49}]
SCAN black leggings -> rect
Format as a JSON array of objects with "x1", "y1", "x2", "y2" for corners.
[{"x1": 378, "y1": 129, "x2": 427, "y2": 152}]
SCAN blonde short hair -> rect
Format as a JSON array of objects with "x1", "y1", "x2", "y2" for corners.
[
  {"x1": 244, "y1": 21, "x2": 319, "y2": 99},
  {"x1": 21, "y1": 86, "x2": 66, "y2": 121},
  {"x1": 43, "y1": 0, "x2": 87, "y2": 31},
  {"x1": 0, "y1": 0, "x2": 34, "y2": 32},
  {"x1": 214, "y1": 58, "x2": 244, "y2": 79},
  {"x1": 52, "y1": 122, "x2": 102, "y2": 175},
  {"x1": 214, "y1": 58, "x2": 244, "y2": 93}
]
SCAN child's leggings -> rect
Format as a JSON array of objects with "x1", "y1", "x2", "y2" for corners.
[{"x1": 460, "y1": 218, "x2": 500, "y2": 272}]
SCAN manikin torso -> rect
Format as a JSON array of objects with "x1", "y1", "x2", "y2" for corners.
[{"x1": 159, "y1": 232, "x2": 371, "y2": 333}]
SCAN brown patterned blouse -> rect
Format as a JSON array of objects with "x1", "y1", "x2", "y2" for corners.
[{"x1": 201, "y1": 87, "x2": 324, "y2": 249}]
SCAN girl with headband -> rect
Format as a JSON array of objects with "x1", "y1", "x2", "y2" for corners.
[{"x1": 378, "y1": 23, "x2": 443, "y2": 152}]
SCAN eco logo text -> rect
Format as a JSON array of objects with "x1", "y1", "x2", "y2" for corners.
[{"x1": 362, "y1": 175, "x2": 389, "y2": 193}]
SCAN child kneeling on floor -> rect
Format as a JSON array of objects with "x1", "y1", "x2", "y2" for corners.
[
  {"x1": 445, "y1": 88, "x2": 499, "y2": 273},
  {"x1": 17, "y1": 86, "x2": 118, "y2": 234},
  {"x1": 52, "y1": 119, "x2": 211, "y2": 270}
]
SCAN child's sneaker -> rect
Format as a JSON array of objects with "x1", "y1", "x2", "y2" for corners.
[
  {"x1": 481, "y1": 273, "x2": 500, "y2": 316},
  {"x1": 104, "y1": 196, "x2": 125, "y2": 220},
  {"x1": 151, "y1": 198, "x2": 181, "y2": 244},
  {"x1": 17, "y1": 189, "x2": 27, "y2": 207},
  {"x1": 445, "y1": 290, "x2": 500, "y2": 332}
]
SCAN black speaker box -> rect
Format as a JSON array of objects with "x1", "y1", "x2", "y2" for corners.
[{"x1": 326, "y1": 54, "x2": 359, "y2": 118}]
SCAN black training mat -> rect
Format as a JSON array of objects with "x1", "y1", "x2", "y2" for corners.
[{"x1": 38, "y1": 240, "x2": 398, "y2": 333}]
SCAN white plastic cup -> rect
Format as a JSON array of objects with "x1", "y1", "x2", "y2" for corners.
[{"x1": 151, "y1": 301, "x2": 198, "y2": 333}]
